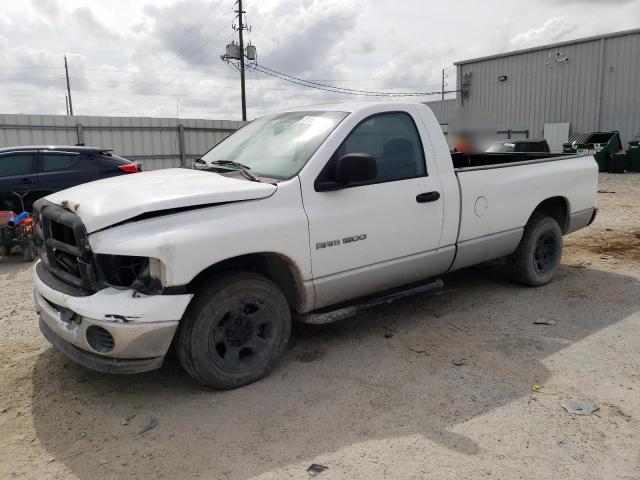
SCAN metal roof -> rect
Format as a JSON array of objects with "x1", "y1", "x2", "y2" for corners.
[{"x1": 454, "y1": 28, "x2": 640, "y2": 65}]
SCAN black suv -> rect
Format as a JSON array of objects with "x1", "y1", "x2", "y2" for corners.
[{"x1": 0, "y1": 146, "x2": 140, "y2": 212}]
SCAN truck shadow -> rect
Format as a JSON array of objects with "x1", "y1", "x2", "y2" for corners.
[{"x1": 30, "y1": 265, "x2": 639, "y2": 479}]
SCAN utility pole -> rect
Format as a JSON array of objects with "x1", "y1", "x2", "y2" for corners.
[
  {"x1": 65, "y1": 92, "x2": 69, "y2": 115},
  {"x1": 64, "y1": 56, "x2": 74, "y2": 116},
  {"x1": 441, "y1": 68, "x2": 446, "y2": 101},
  {"x1": 221, "y1": 1, "x2": 256, "y2": 121},
  {"x1": 236, "y1": 0, "x2": 247, "y2": 121}
]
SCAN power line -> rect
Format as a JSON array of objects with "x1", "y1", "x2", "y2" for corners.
[
  {"x1": 67, "y1": 77, "x2": 238, "y2": 88},
  {"x1": 0, "y1": 77, "x2": 66, "y2": 81},
  {"x1": 0, "y1": 87, "x2": 241, "y2": 99},
  {"x1": 157, "y1": 15, "x2": 232, "y2": 74},
  {"x1": 2, "y1": 74, "x2": 429, "y2": 94},
  {"x1": 253, "y1": 63, "x2": 449, "y2": 96},
  {"x1": 0, "y1": 76, "x2": 239, "y2": 89},
  {"x1": 0, "y1": 66, "x2": 438, "y2": 85},
  {"x1": 150, "y1": 0, "x2": 227, "y2": 73},
  {"x1": 0, "y1": 74, "x2": 447, "y2": 96},
  {"x1": 74, "y1": 67, "x2": 236, "y2": 79},
  {"x1": 305, "y1": 77, "x2": 439, "y2": 83},
  {"x1": 0, "y1": 64, "x2": 235, "y2": 79},
  {"x1": 252, "y1": 64, "x2": 455, "y2": 97},
  {"x1": 0, "y1": 66, "x2": 64, "y2": 70},
  {"x1": 0, "y1": 88, "x2": 419, "y2": 107},
  {"x1": 0, "y1": 75, "x2": 433, "y2": 88},
  {"x1": 250, "y1": 66, "x2": 266, "y2": 114}
]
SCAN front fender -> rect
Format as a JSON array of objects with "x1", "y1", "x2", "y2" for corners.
[{"x1": 89, "y1": 179, "x2": 311, "y2": 288}]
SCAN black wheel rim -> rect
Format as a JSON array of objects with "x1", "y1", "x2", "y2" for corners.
[
  {"x1": 533, "y1": 230, "x2": 558, "y2": 275},
  {"x1": 207, "y1": 297, "x2": 278, "y2": 374}
]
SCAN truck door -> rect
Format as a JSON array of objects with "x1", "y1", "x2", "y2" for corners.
[
  {"x1": 301, "y1": 110, "x2": 446, "y2": 308},
  {"x1": 0, "y1": 151, "x2": 37, "y2": 212}
]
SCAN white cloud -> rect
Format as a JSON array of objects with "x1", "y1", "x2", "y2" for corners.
[
  {"x1": 509, "y1": 16, "x2": 578, "y2": 49},
  {"x1": 72, "y1": 6, "x2": 121, "y2": 40}
]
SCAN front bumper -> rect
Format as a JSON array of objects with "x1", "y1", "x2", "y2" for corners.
[
  {"x1": 34, "y1": 261, "x2": 193, "y2": 373},
  {"x1": 39, "y1": 318, "x2": 164, "y2": 374}
]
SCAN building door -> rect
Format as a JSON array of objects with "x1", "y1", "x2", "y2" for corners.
[{"x1": 544, "y1": 123, "x2": 570, "y2": 152}]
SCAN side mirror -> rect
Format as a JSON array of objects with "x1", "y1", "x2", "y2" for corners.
[
  {"x1": 193, "y1": 158, "x2": 207, "y2": 170},
  {"x1": 316, "y1": 153, "x2": 377, "y2": 191}
]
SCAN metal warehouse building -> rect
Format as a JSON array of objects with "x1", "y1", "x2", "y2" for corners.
[{"x1": 427, "y1": 28, "x2": 640, "y2": 151}]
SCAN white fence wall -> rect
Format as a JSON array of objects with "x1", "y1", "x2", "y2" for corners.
[{"x1": 0, "y1": 114, "x2": 245, "y2": 170}]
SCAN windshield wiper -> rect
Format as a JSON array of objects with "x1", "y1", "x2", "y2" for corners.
[{"x1": 206, "y1": 160, "x2": 260, "y2": 182}]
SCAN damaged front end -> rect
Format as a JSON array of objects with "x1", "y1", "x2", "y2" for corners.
[
  {"x1": 34, "y1": 199, "x2": 164, "y2": 296},
  {"x1": 32, "y1": 198, "x2": 193, "y2": 374},
  {"x1": 95, "y1": 254, "x2": 163, "y2": 295}
]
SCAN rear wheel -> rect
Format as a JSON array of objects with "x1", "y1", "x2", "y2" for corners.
[
  {"x1": 177, "y1": 271, "x2": 291, "y2": 389},
  {"x1": 508, "y1": 214, "x2": 563, "y2": 286}
]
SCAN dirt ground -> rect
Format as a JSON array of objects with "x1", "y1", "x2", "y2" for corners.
[{"x1": 1, "y1": 173, "x2": 639, "y2": 480}]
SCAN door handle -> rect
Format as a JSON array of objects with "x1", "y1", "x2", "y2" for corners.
[
  {"x1": 416, "y1": 191, "x2": 440, "y2": 203},
  {"x1": 18, "y1": 178, "x2": 35, "y2": 184}
]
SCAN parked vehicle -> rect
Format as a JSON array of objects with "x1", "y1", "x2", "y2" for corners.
[
  {"x1": 562, "y1": 131, "x2": 623, "y2": 172},
  {"x1": 0, "y1": 146, "x2": 140, "y2": 212},
  {"x1": 485, "y1": 139, "x2": 550, "y2": 153},
  {"x1": 627, "y1": 132, "x2": 640, "y2": 172},
  {"x1": 0, "y1": 191, "x2": 35, "y2": 261},
  {"x1": 32, "y1": 102, "x2": 598, "y2": 389}
]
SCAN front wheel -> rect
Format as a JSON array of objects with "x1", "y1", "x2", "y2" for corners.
[
  {"x1": 177, "y1": 271, "x2": 291, "y2": 389},
  {"x1": 507, "y1": 214, "x2": 563, "y2": 286}
]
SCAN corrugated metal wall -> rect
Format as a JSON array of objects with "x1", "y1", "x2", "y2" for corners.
[
  {"x1": 600, "y1": 34, "x2": 640, "y2": 142},
  {"x1": 0, "y1": 114, "x2": 244, "y2": 170},
  {"x1": 427, "y1": 29, "x2": 639, "y2": 146},
  {"x1": 424, "y1": 99, "x2": 458, "y2": 125}
]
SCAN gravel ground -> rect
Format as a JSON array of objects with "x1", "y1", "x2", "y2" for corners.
[{"x1": 1, "y1": 173, "x2": 639, "y2": 480}]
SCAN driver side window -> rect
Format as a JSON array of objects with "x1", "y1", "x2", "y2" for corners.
[{"x1": 335, "y1": 112, "x2": 427, "y2": 183}]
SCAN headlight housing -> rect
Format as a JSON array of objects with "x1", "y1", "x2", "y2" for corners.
[{"x1": 95, "y1": 254, "x2": 164, "y2": 294}]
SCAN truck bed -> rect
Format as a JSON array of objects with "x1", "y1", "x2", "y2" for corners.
[
  {"x1": 449, "y1": 153, "x2": 598, "y2": 271},
  {"x1": 451, "y1": 152, "x2": 575, "y2": 170}
]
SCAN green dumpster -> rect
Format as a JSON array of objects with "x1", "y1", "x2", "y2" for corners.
[
  {"x1": 627, "y1": 132, "x2": 640, "y2": 172},
  {"x1": 563, "y1": 131, "x2": 623, "y2": 172}
]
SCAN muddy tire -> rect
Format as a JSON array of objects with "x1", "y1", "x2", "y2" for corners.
[
  {"x1": 508, "y1": 214, "x2": 563, "y2": 286},
  {"x1": 177, "y1": 271, "x2": 291, "y2": 389}
]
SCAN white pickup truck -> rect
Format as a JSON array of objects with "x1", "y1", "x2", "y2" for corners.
[{"x1": 33, "y1": 102, "x2": 598, "y2": 389}]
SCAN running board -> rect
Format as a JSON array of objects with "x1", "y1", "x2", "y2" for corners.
[{"x1": 299, "y1": 278, "x2": 444, "y2": 325}]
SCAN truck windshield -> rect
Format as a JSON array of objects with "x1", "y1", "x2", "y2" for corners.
[{"x1": 201, "y1": 111, "x2": 349, "y2": 179}]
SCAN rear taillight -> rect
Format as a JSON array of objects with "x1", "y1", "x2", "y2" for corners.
[{"x1": 118, "y1": 163, "x2": 141, "y2": 173}]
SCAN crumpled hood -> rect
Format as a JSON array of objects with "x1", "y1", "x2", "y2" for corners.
[{"x1": 44, "y1": 168, "x2": 277, "y2": 233}]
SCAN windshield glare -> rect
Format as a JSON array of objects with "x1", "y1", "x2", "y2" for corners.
[
  {"x1": 201, "y1": 111, "x2": 349, "y2": 179},
  {"x1": 486, "y1": 141, "x2": 516, "y2": 153}
]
